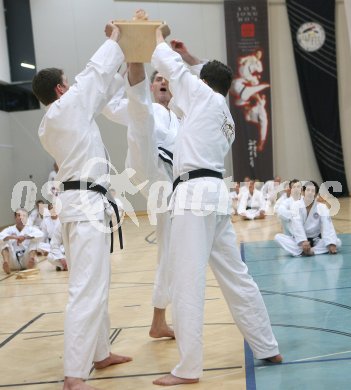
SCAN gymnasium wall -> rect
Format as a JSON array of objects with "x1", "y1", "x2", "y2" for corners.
[{"x1": 0, "y1": 0, "x2": 350, "y2": 225}]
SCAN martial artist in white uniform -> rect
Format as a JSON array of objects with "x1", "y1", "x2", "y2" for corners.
[
  {"x1": 275, "y1": 181, "x2": 341, "y2": 256},
  {"x1": 33, "y1": 23, "x2": 131, "y2": 389},
  {"x1": 275, "y1": 179, "x2": 302, "y2": 235},
  {"x1": 104, "y1": 41, "x2": 201, "y2": 338},
  {"x1": 261, "y1": 176, "x2": 281, "y2": 211},
  {"x1": 237, "y1": 180, "x2": 266, "y2": 220},
  {"x1": 0, "y1": 209, "x2": 43, "y2": 274},
  {"x1": 46, "y1": 220, "x2": 67, "y2": 271},
  {"x1": 28, "y1": 200, "x2": 45, "y2": 228},
  {"x1": 151, "y1": 29, "x2": 281, "y2": 386}
]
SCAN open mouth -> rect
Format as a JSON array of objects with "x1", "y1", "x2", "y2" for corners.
[{"x1": 160, "y1": 87, "x2": 167, "y2": 92}]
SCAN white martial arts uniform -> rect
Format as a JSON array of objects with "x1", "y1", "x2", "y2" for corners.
[
  {"x1": 104, "y1": 75, "x2": 179, "y2": 309},
  {"x1": 38, "y1": 39, "x2": 125, "y2": 379},
  {"x1": 152, "y1": 42, "x2": 279, "y2": 379},
  {"x1": 275, "y1": 195, "x2": 296, "y2": 235},
  {"x1": 275, "y1": 200, "x2": 341, "y2": 256},
  {"x1": 46, "y1": 222, "x2": 66, "y2": 270},
  {"x1": 39, "y1": 217, "x2": 65, "y2": 269},
  {"x1": 0, "y1": 225, "x2": 43, "y2": 270},
  {"x1": 28, "y1": 208, "x2": 44, "y2": 228},
  {"x1": 237, "y1": 188, "x2": 265, "y2": 220}
]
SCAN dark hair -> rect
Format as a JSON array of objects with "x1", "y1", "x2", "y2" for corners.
[
  {"x1": 289, "y1": 179, "x2": 300, "y2": 189},
  {"x1": 200, "y1": 60, "x2": 233, "y2": 96},
  {"x1": 14, "y1": 208, "x2": 28, "y2": 216},
  {"x1": 32, "y1": 68, "x2": 64, "y2": 105},
  {"x1": 150, "y1": 70, "x2": 159, "y2": 84},
  {"x1": 303, "y1": 180, "x2": 319, "y2": 194}
]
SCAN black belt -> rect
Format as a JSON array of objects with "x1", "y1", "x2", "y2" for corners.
[
  {"x1": 173, "y1": 169, "x2": 223, "y2": 191},
  {"x1": 62, "y1": 181, "x2": 123, "y2": 252},
  {"x1": 158, "y1": 146, "x2": 173, "y2": 167},
  {"x1": 307, "y1": 234, "x2": 322, "y2": 247}
]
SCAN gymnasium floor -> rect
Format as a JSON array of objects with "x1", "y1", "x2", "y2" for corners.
[{"x1": 0, "y1": 197, "x2": 350, "y2": 389}]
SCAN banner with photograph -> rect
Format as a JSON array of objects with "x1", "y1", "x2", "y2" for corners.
[
  {"x1": 286, "y1": 0, "x2": 348, "y2": 196},
  {"x1": 224, "y1": 0, "x2": 272, "y2": 182}
]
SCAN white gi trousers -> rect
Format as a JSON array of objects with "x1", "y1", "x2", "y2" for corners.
[
  {"x1": 152, "y1": 211, "x2": 171, "y2": 309},
  {"x1": 275, "y1": 233, "x2": 342, "y2": 256},
  {"x1": 0, "y1": 241, "x2": 38, "y2": 270},
  {"x1": 62, "y1": 216, "x2": 111, "y2": 379},
  {"x1": 169, "y1": 211, "x2": 279, "y2": 379}
]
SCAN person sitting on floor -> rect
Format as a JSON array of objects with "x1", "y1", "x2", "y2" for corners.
[
  {"x1": 0, "y1": 208, "x2": 43, "y2": 274},
  {"x1": 275, "y1": 181, "x2": 341, "y2": 256}
]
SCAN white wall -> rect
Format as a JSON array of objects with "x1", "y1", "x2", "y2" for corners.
[
  {"x1": 0, "y1": 111, "x2": 14, "y2": 225},
  {"x1": 0, "y1": 0, "x2": 11, "y2": 83},
  {"x1": 1, "y1": 0, "x2": 349, "y2": 225}
]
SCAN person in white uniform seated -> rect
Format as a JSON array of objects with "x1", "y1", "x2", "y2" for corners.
[
  {"x1": 262, "y1": 175, "x2": 281, "y2": 211},
  {"x1": 28, "y1": 199, "x2": 46, "y2": 228},
  {"x1": 275, "y1": 179, "x2": 302, "y2": 235},
  {"x1": 275, "y1": 181, "x2": 341, "y2": 256},
  {"x1": 229, "y1": 181, "x2": 240, "y2": 217},
  {"x1": 237, "y1": 179, "x2": 266, "y2": 220},
  {"x1": 0, "y1": 208, "x2": 43, "y2": 274},
  {"x1": 38, "y1": 204, "x2": 67, "y2": 271}
]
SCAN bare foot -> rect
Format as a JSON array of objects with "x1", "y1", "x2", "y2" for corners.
[
  {"x1": 60, "y1": 259, "x2": 68, "y2": 271},
  {"x1": 263, "y1": 354, "x2": 283, "y2": 363},
  {"x1": 27, "y1": 257, "x2": 36, "y2": 269},
  {"x1": 63, "y1": 377, "x2": 98, "y2": 390},
  {"x1": 2, "y1": 262, "x2": 10, "y2": 274},
  {"x1": 149, "y1": 325, "x2": 175, "y2": 339},
  {"x1": 153, "y1": 373, "x2": 199, "y2": 386},
  {"x1": 93, "y1": 352, "x2": 132, "y2": 369}
]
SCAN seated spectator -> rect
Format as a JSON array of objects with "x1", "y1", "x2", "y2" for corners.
[
  {"x1": 229, "y1": 181, "x2": 240, "y2": 217},
  {"x1": 275, "y1": 179, "x2": 302, "y2": 235},
  {"x1": 28, "y1": 199, "x2": 46, "y2": 228},
  {"x1": 47, "y1": 222, "x2": 67, "y2": 271},
  {"x1": 262, "y1": 175, "x2": 281, "y2": 211},
  {"x1": 0, "y1": 208, "x2": 43, "y2": 274},
  {"x1": 238, "y1": 179, "x2": 265, "y2": 220},
  {"x1": 275, "y1": 181, "x2": 341, "y2": 256}
]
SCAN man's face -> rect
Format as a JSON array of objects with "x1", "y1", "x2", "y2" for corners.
[
  {"x1": 291, "y1": 182, "x2": 302, "y2": 198},
  {"x1": 15, "y1": 210, "x2": 28, "y2": 227},
  {"x1": 151, "y1": 73, "x2": 172, "y2": 105},
  {"x1": 304, "y1": 184, "x2": 317, "y2": 203}
]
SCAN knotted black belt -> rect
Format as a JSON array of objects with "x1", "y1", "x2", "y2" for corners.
[
  {"x1": 62, "y1": 181, "x2": 123, "y2": 252},
  {"x1": 173, "y1": 169, "x2": 223, "y2": 191}
]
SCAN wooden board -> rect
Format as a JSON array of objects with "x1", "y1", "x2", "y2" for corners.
[{"x1": 113, "y1": 20, "x2": 169, "y2": 62}]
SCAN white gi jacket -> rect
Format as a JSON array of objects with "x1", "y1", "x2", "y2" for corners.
[
  {"x1": 237, "y1": 189, "x2": 265, "y2": 214},
  {"x1": 290, "y1": 199, "x2": 339, "y2": 245},
  {"x1": 0, "y1": 225, "x2": 43, "y2": 256},
  {"x1": 38, "y1": 39, "x2": 125, "y2": 223},
  {"x1": 151, "y1": 43, "x2": 235, "y2": 215}
]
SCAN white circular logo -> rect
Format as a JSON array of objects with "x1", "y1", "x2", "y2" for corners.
[{"x1": 297, "y1": 22, "x2": 326, "y2": 52}]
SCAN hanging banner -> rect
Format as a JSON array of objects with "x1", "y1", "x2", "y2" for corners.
[
  {"x1": 286, "y1": 0, "x2": 348, "y2": 196},
  {"x1": 224, "y1": 0, "x2": 273, "y2": 182}
]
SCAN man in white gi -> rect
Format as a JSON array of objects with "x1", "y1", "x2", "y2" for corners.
[
  {"x1": 32, "y1": 22, "x2": 131, "y2": 390},
  {"x1": 28, "y1": 199, "x2": 45, "y2": 227},
  {"x1": 275, "y1": 179, "x2": 302, "y2": 235},
  {"x1": 151, "y1": 26, "x2": 282, "y2": 386},
  {"x1": 0, "y1": 208, "x2": 43, "y2": 274},
  {"x1": 261, "y1": 175, "x2": 281, "y2": 211},
  {"x1": 103, "y1": 39, "x2": 201, "y2": 339},
  {"x1": 237, "y1": 179, "x2": 266, "y2": 220},
  {"x1": 39, "y1": 204, "x2": 67, "y2": 271},
  {"x1": 275, "y1": 181, "x2": 341, "y2": 256}
]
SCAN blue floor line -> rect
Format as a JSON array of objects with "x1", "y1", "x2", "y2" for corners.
[
  {"x1": 241, "y1": 243, "x2": 257, "y2": 390},
  {"x1": 245, "y1": 340, "x2": 256, "y2": 390}
]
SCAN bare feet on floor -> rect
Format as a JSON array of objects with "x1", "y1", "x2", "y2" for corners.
[
  {"x1": 153, "y1": 374, "x2": 199, "y2": 386},
  {"x1": 63, "y1": 377, "x2": 98, "y2": 390},
  {"x1": 263, "y1": 354, "x2": 283, "y2": 363},
  {"x1": 93, "y1": 352, "x2": 132, "y2": 369},
  {"x1": 27, "y1": 257, "x2": 36, "y2": 269},
  {"x1": 2, "y1": 262, "x2": 10, "y2": 274},
  {"x1": 149, "y1": 324, "x2": 175, "y2": 339}
]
